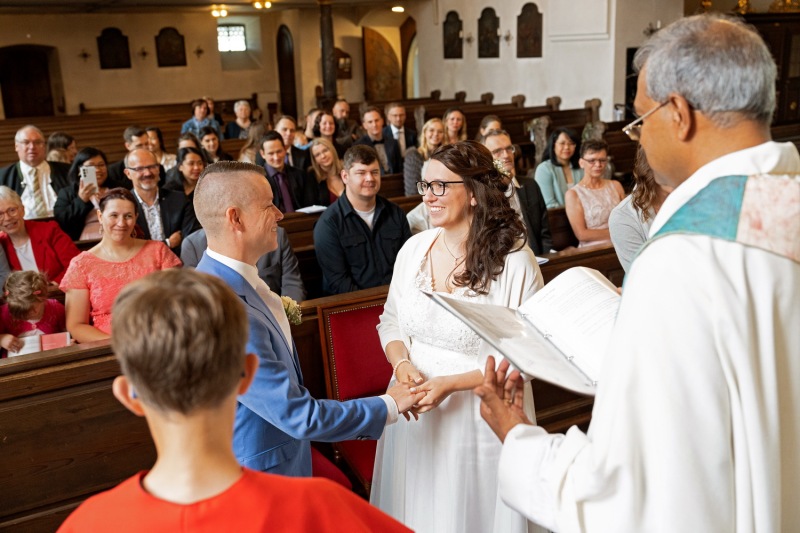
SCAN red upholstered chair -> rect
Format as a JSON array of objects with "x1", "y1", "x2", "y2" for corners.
[
  {"x1": 311, "y1": 446, "x2": 352, "y2": 490},
  {"x1": 319, "y1": 299, "x2": 392, "y2": 496}
]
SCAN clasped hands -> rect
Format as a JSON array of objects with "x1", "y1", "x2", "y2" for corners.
[{"x1": 388, "y1": 360, "x2": 458, "y2": 421}]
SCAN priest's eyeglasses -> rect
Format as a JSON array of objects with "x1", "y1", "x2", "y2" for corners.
[
  {"x1": 623, "y1": 101, "x2": 668, "y2": 141},
  {"x1": 416, "y1": 180, "x2": 465, "y2": 196}
]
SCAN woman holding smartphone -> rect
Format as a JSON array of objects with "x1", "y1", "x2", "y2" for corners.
[{"x1": 55, "y1": 148, "x2": 122, "y2": 241}]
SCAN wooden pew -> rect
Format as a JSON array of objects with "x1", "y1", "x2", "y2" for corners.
[
  {"x1": 547, "y1": 207, "x2": 579, "y2": 251},
  {"x1": 0, "y1": 341, "x2": 155, "y2": 532}
]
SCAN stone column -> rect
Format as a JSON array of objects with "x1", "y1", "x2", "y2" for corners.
[{"x1": 319, "y1": 0, "x2": 337, "y2": 109}]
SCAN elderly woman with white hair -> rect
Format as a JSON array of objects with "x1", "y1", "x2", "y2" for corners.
[
  {"x1": 225, "y1": 100, "x2": 253, "y2": 140},
  {"x1": 0, "y1": 186, "x2": 79, "y2": 285}
]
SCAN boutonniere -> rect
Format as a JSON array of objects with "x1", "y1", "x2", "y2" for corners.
[{"x1": 281, "y1": 296, "x2": 302, "y2": 325}]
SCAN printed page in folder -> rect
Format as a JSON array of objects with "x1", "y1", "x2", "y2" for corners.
[{"x1": 432, "y1": 267, "x2": 620, "y2": 396}]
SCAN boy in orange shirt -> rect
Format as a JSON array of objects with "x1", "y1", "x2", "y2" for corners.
[{"x1": 58, "y1": 269, "x2": 411, "y2": 533}]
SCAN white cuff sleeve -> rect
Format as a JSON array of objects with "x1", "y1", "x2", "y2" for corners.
[{"x1": 379, "y1": 394, "x2": 399, "y2": 425}]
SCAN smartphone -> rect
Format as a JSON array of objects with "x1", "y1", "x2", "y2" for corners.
[{"x1": 79, "y1": 166, "x2": 98, "y2": 188}]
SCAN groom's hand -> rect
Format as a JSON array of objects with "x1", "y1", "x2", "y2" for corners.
[{"x1": 387, "y1": 382, "x2": 427, "y2": 419}]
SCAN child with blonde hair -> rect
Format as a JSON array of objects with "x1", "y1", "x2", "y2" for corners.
[{"x1": 0, "y1": 271, "x2": 66, "y2": 356}]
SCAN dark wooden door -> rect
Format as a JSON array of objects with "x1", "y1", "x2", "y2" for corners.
[
  {"x1": 276, "y1": 25, "x2": 298, "y2": 119},
  {"x1": 0, "y1": 45, "x2": 54, "y2": 118}
]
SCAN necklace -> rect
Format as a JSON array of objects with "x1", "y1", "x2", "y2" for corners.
[
  {"x1": 441, "y1": 232, "x2": 465, "y2": 266},
  {"x1": 99, "y1": 241, "x2": 139, "y2": 263}
]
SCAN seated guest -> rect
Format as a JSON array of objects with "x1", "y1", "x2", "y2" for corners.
[
  {"x1": 125, "y1": 149, "x2": 197, "y2": 254},
  {"x1": 106, "y1": 126, "x2": 151, "y2": 186},
  {"x1": 60, "y1": 188, "x2": 181, "y2": 343},
  {"x1": 55, "y1": 147, "x2": 123, "y2": 241},
  {"x1": 403, "y1": 117, "x2": 444, "y2": 195},
  {"x1": 275, "y1": 115, "x2": 310, "y2": 172},
  {"x1": 534, "y1": 128, "x2": 584, "y2": 208},
  {"x1": 204, "y1": 95, "x2": 225, "y2": 130},
  {"x1": 145, "y1": 126, "x2": 177, "y2": 171},
  {"x1": 238, "y1": 122, "x2": 267, "y2": 164},
  {"x1": 313, "y1": 111, "x2": 347, "y2": 158},
  {"x1": 259, "y1": 131, "x2": 319, "y2": 212},
  {"x1": 296, "y1": 107, "x2": 321, "y2": 148},
  {"x1": 46, "y1": 148, "x2": 70, "y2": 164},
  {"x1": 353, "y1": 106, "x2": 403, "y2": 175},
  {"x1": 483, "y1": 129, "x2": 553, "y2": 255},
  {"x1": 177, "y1": 132, "x2": 203, "y2": 153},
  {"x1": 225, "y1": 99, "x2": 253, "y2": 140},
  {"x1": 181, "y1": 227, "x2": 306, "y2": 303},
  {"x1": 609, "y1": 145, "x2": 674, "y2": 272},
  {"x1": 313, "y1": 145, "x2": 411, "y2": 295},
  {"x1": 0, "y1": 271, "x2": 65, "y2": 357},
  {"x1": 0, "y1": 247, "x2": 10, "y2": 287},
  {"x1": 0, "y1": 186, "x2": 79, "y2": 284},
  {"x1": 199, "y1": 127, "x2": 233, "y2": 164},
  {"x1": 309, "y1": 138, "x2": 345, "y2": 205},
  {"x1": 475, "y1": 114, "x2": 502, "y2": 142},
  {"x1": 163, "y1": 147, "x2": 205, "y2": 236},
  {"x1": 332, "y1": 99, "x2": 360, "y2": 148},
  {"x1": 565, "y1": 140, "x2": 625, "y2": 247},
  {"x1": 56, "y1": 269, "x2": 410, "y2": 533},
  {"x1": 0, "y1": 125, "x2": 71, "y2": 219},
  {"x1": 47, "y1": 132, "x2": 78, "y2": 164},
  {"x1": 443, "y1": 107, "x2": 467, "y2": 144},
  {"x1": 383, "y1": 103, "x2": 417, "y2": 157},
  {"x1": 181, "y1": 99, "x2": 221, "y2": 139}
]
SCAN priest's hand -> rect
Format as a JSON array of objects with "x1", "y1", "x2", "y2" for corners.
[{"x1": 474, "y1": 356, "x2": 532, "y2": 443}]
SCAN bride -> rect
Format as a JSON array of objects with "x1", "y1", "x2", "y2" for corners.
[{"x1": 371, "y1": 141, "x2": 546, "y2": 532}]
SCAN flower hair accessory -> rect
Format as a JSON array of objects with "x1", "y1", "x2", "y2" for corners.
[
  {"x1": 493, "y1": 158, "x2": 512, "y2": 180},
  {"x1": 281, "y1": 296, "x2": 302, "y2": 325}
]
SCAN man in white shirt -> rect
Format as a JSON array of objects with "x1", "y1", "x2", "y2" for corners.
[
  {"x1": 0, "y1": 125, "x2": 71, "y2": 218},
  {"x1": 193, "y1": 160, "x2": 425, "y2": 476},
  {"x1": 382, "y1": 103, "x2": 417, "y2": 157},
  {"x1": 476, "y1": 14, "x2": 800, "y2": 532}
]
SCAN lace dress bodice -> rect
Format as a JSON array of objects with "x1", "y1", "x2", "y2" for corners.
[
  {"x1": 396, "y1": 255, "x2": 482, "y2": 378},
  {"x1": 573, "y1": 180, "x2": 622, "y2": 247}
]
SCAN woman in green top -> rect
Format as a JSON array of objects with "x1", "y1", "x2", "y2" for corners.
[{"x1": 533, "y1": 127, "x2": 584, "y2": 208}]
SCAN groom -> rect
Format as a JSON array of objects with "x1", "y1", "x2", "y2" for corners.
[{"x1": 194, "y1": 161, "x2": 425, "y2": 477}]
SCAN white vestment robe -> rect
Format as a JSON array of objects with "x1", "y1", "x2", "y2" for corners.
[{"x1": 498, "y1": 141, "x2": 800, "y2": 532}]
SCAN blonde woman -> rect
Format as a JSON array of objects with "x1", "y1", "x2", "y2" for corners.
[
  {"x1": 403, "y1": 118, "x2": 444, "y2": 196},
  {"x1": 309, "y1": 138, "x2": 345, "y2": 205},
  {"x1": 443, "y1": 107, "x2": 467, "y2": 144},
  {"x1": 238, "y1": 122, "x2": 267, "y2": 164}
]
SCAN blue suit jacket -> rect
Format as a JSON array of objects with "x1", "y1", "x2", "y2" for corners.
[{"x1": 196, "y1": 253, "x2": 388, "y2": 476}]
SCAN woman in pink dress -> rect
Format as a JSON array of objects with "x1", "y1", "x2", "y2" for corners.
[
  {"x1": 60, "y1": 188, "x2": 181, "y2": 342},
  {"x1": 565, "y1": 140, "x2": 626, "y2": 247}
]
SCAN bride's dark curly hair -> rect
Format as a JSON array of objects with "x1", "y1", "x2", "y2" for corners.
[{"x1": 431, "y1": 141, "x2": 527, "y2": 295}]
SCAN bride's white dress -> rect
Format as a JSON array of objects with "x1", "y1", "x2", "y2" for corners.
[{"x1": 371, "y1": 230, "x2": 545, "y2": 533}]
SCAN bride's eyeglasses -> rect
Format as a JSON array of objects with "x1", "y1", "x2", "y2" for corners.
[{"x1": 416, "y1": 180, "x2": 465, "y2": 196}]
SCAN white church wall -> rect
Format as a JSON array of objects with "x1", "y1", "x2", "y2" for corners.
[
  {"x1": 0, "y1": 13, "x2": 274, "y2": 116},
  {"x1": 405, "y1": 0, "x2": 684, "y2": 121}
]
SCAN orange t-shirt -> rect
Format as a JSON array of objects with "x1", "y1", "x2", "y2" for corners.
[{"x1": 57, "y1": 469, "x2": 412, "y2": 532}]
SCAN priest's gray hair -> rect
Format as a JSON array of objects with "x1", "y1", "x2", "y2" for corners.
[{"x1": 634, "y1": 14, "x2": 776, "y2": 128}]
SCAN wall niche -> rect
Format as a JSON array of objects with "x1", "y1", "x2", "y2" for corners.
[
  {"x1": 443, "y1": 11, "x2": 463, "y2": 59},
  {"x1": 517, "y1": 3, "x2": 543, "y2": 58}
]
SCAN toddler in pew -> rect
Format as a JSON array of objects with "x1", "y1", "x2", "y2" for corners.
[
  {"x1": 57, "y1": 269, "x2": 411, "y2": 533},
  {"x1": 0, "y1": 271, "x2": 66, "y2": 357}
]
